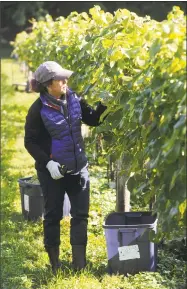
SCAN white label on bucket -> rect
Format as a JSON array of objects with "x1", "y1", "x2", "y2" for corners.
[
  {"x1": 24, "y1": 194, "x2": 29, "y2": 212},
  {"x1": 118, "y1": 245, "x2": 140, "y2": 261}
]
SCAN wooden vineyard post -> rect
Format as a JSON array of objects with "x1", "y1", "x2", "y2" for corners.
[{"x1": 116, "y1": 157, "x2": 131, "y2": 212}]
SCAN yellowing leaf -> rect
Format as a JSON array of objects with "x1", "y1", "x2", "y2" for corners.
[
  {"x1": 160, "y1": 115, "x2": 165, "y2": 124},
  {"x1": 167, "y1": 43, "x2": 178, "y2": 53},
  {"x1": 162, "y1": 24, "x2": 170, "y2": 34},
  {"x1": 179, "y1": 201, "x2": 187, "y2": 217},
  {"x1": 110, "y1": 61, "x2": 115, "y2": 68},
  {"x1": 136, "y1": 56, "x2": 146, "y2": 67},
  {"x1": 110, "y1": 50, "x2": 123, "y2": 62},
  {"x1": 81, "y1": 12, "x2": 89, "y2": 20},
  {"x1": 89, "y1": 6, "x2": 101, "y2": 18},
  {"x1": 169, "y1": 58, "x2": 185, "y2": 73},
  {"x1": 102, "y1": 39, "x2": 113, "y2": 49},
  {"x1": 149, "y1": 112, "x2": 154, "y2": 121}
]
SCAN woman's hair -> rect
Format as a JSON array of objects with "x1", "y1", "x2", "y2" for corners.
[{"x1": 30, "y1": 78, "x2": 53, "y2": 93}]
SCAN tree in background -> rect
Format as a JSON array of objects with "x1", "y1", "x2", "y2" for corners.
[{"x1": 1, "y1": 2, "x2": 47, "y2": 44}]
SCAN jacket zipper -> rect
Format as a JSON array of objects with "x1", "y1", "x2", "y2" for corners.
[{"x1": 67, "y1": 96, "x2": 77, "y2": 172}]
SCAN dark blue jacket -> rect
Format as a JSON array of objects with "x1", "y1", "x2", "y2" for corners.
[
  {"x1": 40, "y1": 91, "x2": 87, "y2": 173},
  {"x1": 24, "y1": 90, "x2": 107, "y2": 171}
]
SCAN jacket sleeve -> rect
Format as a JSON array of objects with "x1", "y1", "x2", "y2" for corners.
[
  {"x1": 80, "y1": 98, "x2": 107, "y2": 126},
  {"x1": 24, "y1": 102, "x2": 51, "y2": 167}
]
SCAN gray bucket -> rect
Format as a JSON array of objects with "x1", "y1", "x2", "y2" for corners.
[
  {"x1": 103, "y1": 211, "x2": 157, "y2": 275},
  {"x1": 18, "y1": 177, "x2": 71, "y2": 221}
]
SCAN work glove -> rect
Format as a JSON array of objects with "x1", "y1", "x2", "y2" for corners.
[{"x1": 46, "y1": 160, "x2": 64, "y2": 180}]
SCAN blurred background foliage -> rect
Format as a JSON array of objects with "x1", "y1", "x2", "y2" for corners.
[{"x1": 1, "y1": 1, "x2": 186, "y2": 52}]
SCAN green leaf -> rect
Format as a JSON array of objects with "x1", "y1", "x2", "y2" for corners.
[
  {"x1": 174, "y1": 115, "x2": 186, "y2": 129},
  {"x1": 169, "y1": 167, "x2": 183, "y2": 191},
  {"x1": 149, "y1": 152, "x2": 161, "y2": 169},
  {"x1": 149, "y1": 39, "x2": 161, "y2": 58}
]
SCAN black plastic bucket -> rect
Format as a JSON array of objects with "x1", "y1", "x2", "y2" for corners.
[
  {"x1": 18, "y1": 177, "x2": 44, "y2": 221},
  {"x1": 18, "y1": 177, "x2": 71, "y2": 221}
]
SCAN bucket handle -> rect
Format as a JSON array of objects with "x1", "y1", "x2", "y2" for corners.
[{"x1": 118, "y1": 228, "x2": 138, "y2": 246}]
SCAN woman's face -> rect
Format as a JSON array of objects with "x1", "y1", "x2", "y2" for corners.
[{"x1": 47, "y1": 79, "x2": 68, "y2": 98}]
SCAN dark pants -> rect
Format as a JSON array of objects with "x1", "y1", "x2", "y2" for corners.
[{"x1": 37, "y1": 166, "x2": 90, "y2": 248}]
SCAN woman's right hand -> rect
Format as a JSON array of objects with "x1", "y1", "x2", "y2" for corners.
[{"x1": 46, "y1": 160, "x2": 64, "y2": 180}]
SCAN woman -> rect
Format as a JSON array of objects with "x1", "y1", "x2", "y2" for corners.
[{"x1": 24, "y1": 61, "x2": 107, "y2": 273}]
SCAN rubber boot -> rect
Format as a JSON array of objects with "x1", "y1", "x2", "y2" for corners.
[
  {"x1": 72, "y1": 245, "x2": 86, "y2": 271},
  {"x1": 46, "y1": 246, "x2": 61, "y2": 274}
]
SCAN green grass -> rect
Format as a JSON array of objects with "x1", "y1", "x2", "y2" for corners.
[{"x1": 1, "y1": 59, "x2": 186, "y2": 289}]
